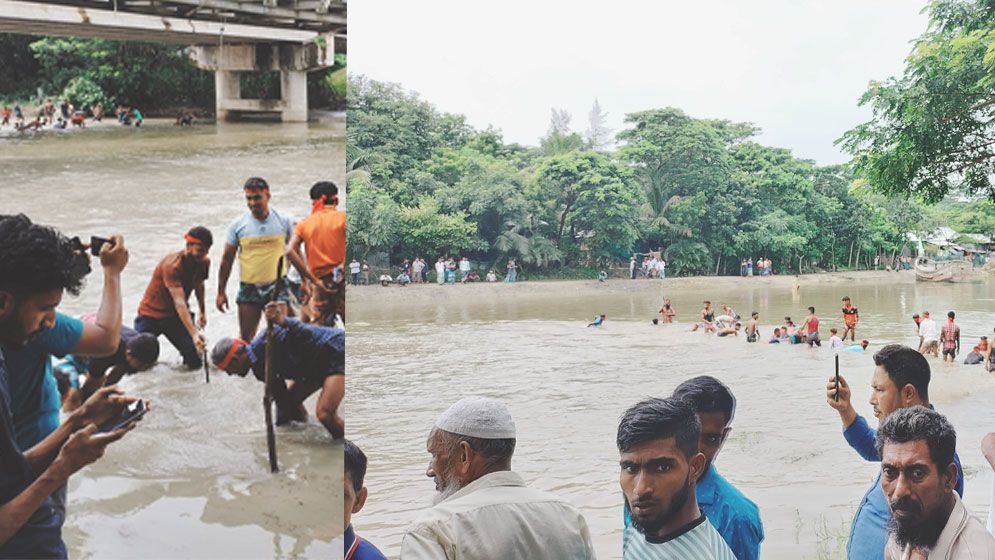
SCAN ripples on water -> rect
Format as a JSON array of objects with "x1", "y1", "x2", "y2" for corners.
[
  {"x1": 2, "y1": 120, "x2": 344, "y2": 559},
  {"x1": 349, "y1": 279, "x2": 995, "y2": 559}
]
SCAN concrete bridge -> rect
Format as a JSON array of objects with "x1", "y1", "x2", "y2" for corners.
[{"x1": 0, "y1": 0, "x2": 346, "y2": 121}]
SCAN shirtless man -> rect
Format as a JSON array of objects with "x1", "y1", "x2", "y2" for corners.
[
  {"x1": 658, "y1": 298, "x2": 676, "y2": 323},
  {"x1": 745, "y1": 312, "x2": 760, "y2": 343},
  {"x1": 840, "y1": 296, "x2": 859, "y2": 342},
  {"x1": 717, "y1": 322, "x2": 741, "y2": 337}
]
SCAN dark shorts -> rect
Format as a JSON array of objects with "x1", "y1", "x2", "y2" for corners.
[
  {"x1": 943, "y1": 347, "x2": 956, "y2": 358},
  {"x1": 236, "y1": 280, "x2": 292, "y2": 305}
]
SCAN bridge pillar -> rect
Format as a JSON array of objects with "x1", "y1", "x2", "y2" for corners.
[{"x1": 190, "y1": 37, "x2": 333, "y2": 122}]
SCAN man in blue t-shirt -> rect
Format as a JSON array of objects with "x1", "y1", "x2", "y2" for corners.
[
  {"x1": 0, "y1": 214, "x2": 144, "y2": 558},
  {"x1": 826, "y1": 344, "x2": 964, "y2": 560},
  {"x1": 623, "y1": 376, "x2": 765, "y2": 559},
  {"x1": 343, "y1": 439, "x2": 386, "y2": 560},
  {"x1": 210, "y1": 302, "x2": 343, "y2": 439}
]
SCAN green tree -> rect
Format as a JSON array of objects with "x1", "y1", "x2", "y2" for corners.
[
  {"x1": 345, "y1": 183, "x2": 400, "y2": 261},
  {"x1": 396, "y1": 198, "x2": 483, "y2": 259},
  {"x1": 840, "y1": 0, "x2": 995, "y2": 202}
]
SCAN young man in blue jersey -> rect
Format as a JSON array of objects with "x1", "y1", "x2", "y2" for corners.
[{"x1": 826, "y1": 344, "x2": 964, "y2": 560}]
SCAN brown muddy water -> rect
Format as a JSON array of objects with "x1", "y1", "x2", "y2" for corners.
[
  {"x1": 1, "y1": 119, "x2": 344, "y2": 559},
  {"x1": 348, "y1": 275, "x2": 995, "y2": 559}
]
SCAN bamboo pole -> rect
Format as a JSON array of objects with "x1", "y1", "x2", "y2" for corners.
[{"x1": 263, "y1": 256, "x2": 283, "y2": 473}]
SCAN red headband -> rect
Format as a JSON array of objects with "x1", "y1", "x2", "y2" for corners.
[
  {"x1": 216, "y1": 339, "x2": 246, "y2": 370},
  {"x1": 184, "y1": 233, "x2": 203, "y2": 245}
]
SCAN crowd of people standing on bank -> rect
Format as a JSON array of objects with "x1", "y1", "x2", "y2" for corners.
[
  {"x1": 0, "y1": 177, "x2": 345, "y2": 558},
  {"x1": 350, "y1": 255, "x2": 513, "y2": 286},
  {"x1": 346, "y1": 352, "x2": 995, "y2": 559}
]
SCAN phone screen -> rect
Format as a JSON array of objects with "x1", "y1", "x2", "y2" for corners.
[
  {"x1": 90, "y1": 236, "x2": 114, "y2": 257},
  {"x1": 97, "y1": 401, "x2": 147, "y2": 433}
]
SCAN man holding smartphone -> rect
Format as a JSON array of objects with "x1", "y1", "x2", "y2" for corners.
[
  {"x1": 0, "y1": 214, "x2": 144, "y2": 557},
  {"x1": 825, "y1": 344, "x2": 964, "y2": 560}
]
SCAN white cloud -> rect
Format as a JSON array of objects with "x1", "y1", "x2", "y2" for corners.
[{"x1": 351, "y1": 0, "x2": 927, "y2": 165}]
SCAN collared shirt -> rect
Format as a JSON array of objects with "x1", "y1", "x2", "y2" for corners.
[
  {"x1": 919, "y1": 318, "x2": 940, "y2": 341},
  {"x1": 2, "y1": 313, "x2": 83, "y2": 450},
  {"x1": 885, "y1": 493, "x2": 995, "y2": 559},
  {"x1": 247, "y1": 319, "x2": 344, "y2": 382},
  {"x1": 400, "y1": 470, "x2": 596, "y2": 560},
  {"x1": 137, "y1": 251, "x2": 209, "y2": 320},
  {"x1": 843, "y1": 414, "x2": 964, "y2": 560},
  {"x1": 622, "y1": 464, "x2": 764, "y2": 559},
  {"x1": 345, "y1": 524, "x2": 386, "y2": 560},
  {"x1": 623, "y1": 513, "x2": 736, "y2": 560},
  {"x1": 0, "y1": 348, "x2": 66, "y2": 559}
]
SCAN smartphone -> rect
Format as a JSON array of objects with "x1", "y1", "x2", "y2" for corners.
[
  {"x1": 97, "y1": 401, "x2": 147, "y2": 433},
  {"x1": 90, "y1": 236, "x2": 114, "y2": 256},
  {"x1": 834, "y1": 354, "x2": 840, "y2": 402}
]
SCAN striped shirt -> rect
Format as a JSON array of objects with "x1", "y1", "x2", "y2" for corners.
[{"x1": 624, "y1": 514, "x2": 735, "y2": 560}]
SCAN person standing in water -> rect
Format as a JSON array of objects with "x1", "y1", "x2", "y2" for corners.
[
  {"x1": 802, "y1": 306, "x2": 821, "y2": 347},
  {"x1": 841, "y1": 296, "x2": 859, "y2": 342}
]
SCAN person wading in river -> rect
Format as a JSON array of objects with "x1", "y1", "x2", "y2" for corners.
[
  {"x1": 619, "y1": 397, "x2": 736, "y2": 559},
  {"x1": 211, "y1": 302, "x2": 343, "y2": 439},
  {"x1": 841, "y1": 296, "x2": 859, "y2": 342},
  {"x1": 0, "y1": 214, "x2": 144, "y2": 558},
  {"x1": 217, "y1": 177, "x2": 294, "y2": 341},
  {"x1": 825, "y1": 344, "x2": 964, "y2": 560},
  {"x1": 286, "y1": 181, "x2": 346, "y2": 325},
  {"x1": 400, "y1": 397, "x2": 596, "y2": 559},
  {"x1": 134, "y1": 227, "x2": 211, "y2": 369},
  {"x1": 622, "y1": 377, "x2": 764, "y2": 559}
]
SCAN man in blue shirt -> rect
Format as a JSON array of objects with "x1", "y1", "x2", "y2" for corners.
[
  {"x1": 343, "y1": 439, "x2": 386, "y2": 560},
  {"x1": 0, "y1": 214, "x2": 144, "y2": 558},
  {"x1": 211, "y1": 302, "x2": 343, "y2": 439},
  {"x1": 826, "y1": 344, "x2": 964, "y2": 560},
  {"x1": 624, "y1": 375, "x2": 765, "y2": 559}
]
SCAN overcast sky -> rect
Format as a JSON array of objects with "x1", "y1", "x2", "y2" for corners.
[{"x1": 351, "y1": 1, "x2": 929, "y2": 165}]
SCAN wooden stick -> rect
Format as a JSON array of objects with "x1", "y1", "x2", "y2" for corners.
[
  {"x1": 203, "y1": 349, "x2": 210, "y2": 383},
  {"x1": 263, "y1": 257, "x2": 283, "y2": 473}
]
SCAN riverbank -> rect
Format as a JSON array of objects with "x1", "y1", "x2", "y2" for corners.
[{"x1": 347, "y1": 269, "x2": 917, "y2": 305}]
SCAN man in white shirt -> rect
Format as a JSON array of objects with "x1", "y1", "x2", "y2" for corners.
[
  {"x1": 918, "y1": 311, "x2": 940, "y2": 357},
  {"x1": 411, "y1": 258, "x2": 425, "y2": 284},
  {"x1": 400, "y1": 397, "x2": 596, "y2": 559},
  {"x1": 349, "y1": 259, "x2": 361, "y2": 285}
]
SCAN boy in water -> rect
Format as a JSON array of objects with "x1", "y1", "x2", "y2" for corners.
[
  {"x1": 802, "y1": 306, "x2": 821, "y2": 347},
  {"x1": 840, "y1": 296, "x2": 859, "y2": 342},
  {"x1": 690, "y1": 301, "x2": 716, "y2": 333},
  {"x1": 658, "y1": 298, "x2": 676, "y2": 323},
  {"x1": 745, "y1": 312, "x2": 759, "y2": 342},
  {"x1": 587, "y1": 314, "x2": 605, "y2": 327},
  {"x1": 828, "y1": 328, "x2": 844, "y2": 349}
]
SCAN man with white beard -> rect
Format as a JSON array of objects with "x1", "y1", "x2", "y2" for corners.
[{"x1": 400, "y1": 397, "x2": 597, "y2": 559}]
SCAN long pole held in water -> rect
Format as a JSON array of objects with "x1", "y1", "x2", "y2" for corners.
[
  {"x1": 263, "y1": 257, "x2": 283, "y2": 473},
  {"x1": 203, "y1": 348, "x2": 210, "y2": 383}
]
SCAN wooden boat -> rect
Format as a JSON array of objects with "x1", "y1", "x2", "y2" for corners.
[{"x1": 914, "y1": 259, "x2": 973, "y2": 282}]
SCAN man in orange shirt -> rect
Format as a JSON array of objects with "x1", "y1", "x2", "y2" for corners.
[
  {"x1": 286, "y1": 182, "x2": 345, "y2": 324},
  {"x1": 134, "y1": 227, "x2": 212, "y2": 369}
]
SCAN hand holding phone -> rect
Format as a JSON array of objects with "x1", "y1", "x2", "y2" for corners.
[
  {"x1": 90, "y1": 236, "x2": 115, "y2": 257},
  {"x1": 834, "y1": 354, "x2": 840, "y2": 402},
  {"x1": 96, "y1": 400, "x2": 148, "y2": 434}
]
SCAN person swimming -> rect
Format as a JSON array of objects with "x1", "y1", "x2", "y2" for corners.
[{"x1": 587, "y1": 314, "x2": 605, "y2": 327}]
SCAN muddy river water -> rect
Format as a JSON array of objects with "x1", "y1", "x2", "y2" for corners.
[
  {"x1": 349, "y1": 275, "x2": 995, "y2": 559},
  {"x1": 1, "y1": 120, "x2": 344, "y2": 559}
]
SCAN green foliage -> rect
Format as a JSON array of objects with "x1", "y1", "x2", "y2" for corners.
[
  {"x1": 61, "y1": 76, "x2": 107, "y2": 110},
  {"x1": 395, "y1": 198, "x2": 484, "y2": 258},
  {"x1": 839, "y1": 0, "x2": 995, "y2": 202},
  {"x1": 348, "y1": 75, "x2": 931, "y2": 276},
  {"x1": 345, "y1": 182, "x2": 400, "y2": 261}
]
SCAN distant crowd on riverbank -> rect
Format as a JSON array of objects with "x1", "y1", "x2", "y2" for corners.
[{"x1": 1, "y1": 99, "x2": 198, "y2": 133}]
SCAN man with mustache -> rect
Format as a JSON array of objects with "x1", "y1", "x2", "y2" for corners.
[
  {"x1": 618, "y1": 397, "x2": 735, "y2": 559},
  {"x1": 826, "y1": 344, "x2": 964, "y2": 560},
  {"x1": 400, "y1": 397, "x2": 596, "y2": 559},
  {"x1": 877, "y1": 406, "x2": 995, "y2": 558}
]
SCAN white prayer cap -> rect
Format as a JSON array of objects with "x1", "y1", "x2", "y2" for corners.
[{"x1": 433, "y1": 397, "x2": 517, "y2": 440}]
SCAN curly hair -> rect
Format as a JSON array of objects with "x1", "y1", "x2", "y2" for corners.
[{"x1": 0, "y1": 214, "x2": 90, "y2": 296}]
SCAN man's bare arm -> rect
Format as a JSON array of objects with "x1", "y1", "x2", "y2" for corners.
[{"x1": 216, "y1": 243, "x2": 238, "y2": 313}]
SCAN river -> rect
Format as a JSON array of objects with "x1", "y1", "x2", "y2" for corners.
[
  {"x1": 1, "y1": 118, "x2": 344, "y2": 559},
  {"x1": 348, "y1": 274, "x2": 995, "y2": 559}
]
